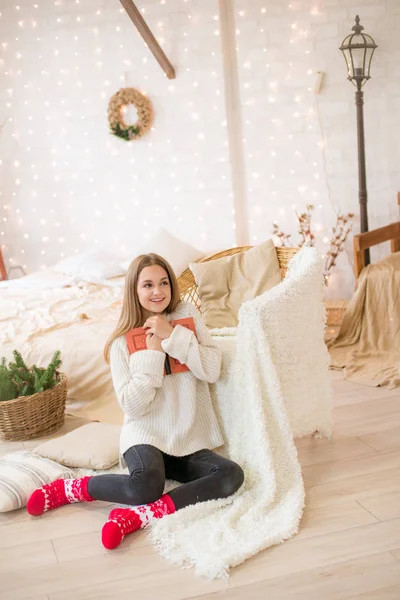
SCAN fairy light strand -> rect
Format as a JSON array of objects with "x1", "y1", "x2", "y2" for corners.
[{"x1": 0, "y1": 0, "x2": 234, "y2": 272}]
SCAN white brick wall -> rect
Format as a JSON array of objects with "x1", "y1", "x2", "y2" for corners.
[
  {"x1": 235, "y1": 0, "x2": 400, "y2": 298},
  {"x1": 0, "y1": 0, "x2": 399, "y2": 299},
  {"x1": 0, "y1": 0, "x2": 234, "y2": 272}
]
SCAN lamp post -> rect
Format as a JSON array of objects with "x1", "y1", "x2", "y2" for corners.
[{"x1": 339, "y1": 15, "x2": 377, "y2": 266}]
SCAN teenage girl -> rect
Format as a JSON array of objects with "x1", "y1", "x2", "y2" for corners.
[{"x1": 27, "y1": 253, "x2": 244, "y2": 549}]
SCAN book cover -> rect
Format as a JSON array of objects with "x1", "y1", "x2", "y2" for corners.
[{"x1": 125, "y1": 317, "x2": 196, "y2": 375}]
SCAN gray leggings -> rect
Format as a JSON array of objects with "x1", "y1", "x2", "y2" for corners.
[{"x1": 87, "y1": 444, "x2": 244, "y2": 510}]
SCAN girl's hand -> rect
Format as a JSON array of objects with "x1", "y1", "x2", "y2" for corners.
[
  {"x1": 146, "y1": 333, "x2": 165, "y2": 353},
  {"x1": 143, "y1": 315, "x2": 174, "y2": 340}
]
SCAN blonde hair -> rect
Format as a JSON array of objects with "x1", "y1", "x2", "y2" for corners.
[{"x1": 104, "y1": 253, "x2": 181, "y2": 362}]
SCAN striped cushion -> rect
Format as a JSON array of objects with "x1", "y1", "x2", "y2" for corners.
[{"x1": 0, "y1": 451, "x2": 72, "y2": 513}]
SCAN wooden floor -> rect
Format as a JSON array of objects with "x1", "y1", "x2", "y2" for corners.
[{"x1": 1, "y1": 372, "x2": 400, "y2": 600}]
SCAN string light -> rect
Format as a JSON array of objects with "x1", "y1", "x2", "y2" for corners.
[
  {"x1": 231, "y1": 0, "x2": 339, "y2": 272},
  {"x1": 0, "y1": 0, "x2": 237, "y2": 272},
  {"x1": 0, "y1": 0, "x2": 346, "y2": 279}
]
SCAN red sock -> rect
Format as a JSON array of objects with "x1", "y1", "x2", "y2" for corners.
[
  {"x1": 102, "y1": 494, "x2": 175, "y2": 550},
  {"x1": 26, "y1": 477, "x2": 94, "y2": 516}
]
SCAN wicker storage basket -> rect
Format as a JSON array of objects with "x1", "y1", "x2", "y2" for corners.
[
  {"x1": 178, "y1": 246, "x2": 299, "y2": 311},
  {"x1": 0, "y1": 372, "x2": 67, "y2": 442},
  {"x1": 324, "y1": 300, "x2": 347, "y2": 327}
]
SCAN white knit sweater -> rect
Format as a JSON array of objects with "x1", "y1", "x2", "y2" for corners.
[{"x1": 110, "y1": 302, "x2": 224, "y2": 457}]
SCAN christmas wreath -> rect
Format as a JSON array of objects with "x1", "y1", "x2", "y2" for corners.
[{"x1": 107, "y1": 87, "x2": 153, "y2": 141}]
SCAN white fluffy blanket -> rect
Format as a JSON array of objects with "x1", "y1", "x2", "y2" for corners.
[{"x1": 149, "y1": 247, "x2": 332, "y2": 578}]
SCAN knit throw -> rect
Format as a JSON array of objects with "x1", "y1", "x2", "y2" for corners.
[{"x1": 149, "y1": 247, "x2": 332, "y2": 579}]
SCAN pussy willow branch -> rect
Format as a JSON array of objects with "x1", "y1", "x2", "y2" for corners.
[
  {"x1": 272, "y1": 222, "x2": 292, "y2": 247},
  {"x1": 296, "y1": 203, "x2": 316, "y2": 247},
  {"x1": 271, "y1": 206, "x2": 354, "y2": 279},
  {"x1": 323, "y1": 213, "x2": 354, "y2": 277}
]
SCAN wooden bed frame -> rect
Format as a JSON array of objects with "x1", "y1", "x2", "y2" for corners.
[{"x1": 353, "y1": 191, "x2": 400, "y2": 279}]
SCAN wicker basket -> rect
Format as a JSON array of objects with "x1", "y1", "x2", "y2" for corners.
[
  {"x1": 178, "y1": 246, "x2": 299, "y2": 311},
  {"x1": 0, "y1": 372, "x2": 67, "y2": 442},
  {"x1": 324, "y1": 300, "x2": 348, "y2": 327}
]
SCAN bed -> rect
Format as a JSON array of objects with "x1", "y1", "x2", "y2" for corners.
[{"x1": 0, "y1": 271, "x2": 125, "y2": 423}]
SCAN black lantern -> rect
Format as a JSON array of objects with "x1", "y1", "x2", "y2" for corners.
[
  {"x1": 339, "y1": 16, "x2": 377, "y2": 266},
  {"x1": 340, "y1": 15, "x2": 377, "y2": 87}
]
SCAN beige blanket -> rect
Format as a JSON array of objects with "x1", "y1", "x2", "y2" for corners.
[{"x1": 328, "y1": 252, "x2": 400, "y2": 388}]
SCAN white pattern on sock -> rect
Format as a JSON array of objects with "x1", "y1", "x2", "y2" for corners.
[
  {"x1": 135, "y1": 504, "x2": 154, "y2": 528},
  {"x1": 43, "y1": 490, "x2": 50, "y2": 512},
  {"x1": 64, "y1": 479, "x2": 79, "y2": 504}
]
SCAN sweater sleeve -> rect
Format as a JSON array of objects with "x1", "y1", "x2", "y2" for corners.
[
  {"x1": 110, "y1": 340, "x2": 165, "y2": 420},
  {"x1": 161, "y1": 304, "x2": 221, "y2": 383}
]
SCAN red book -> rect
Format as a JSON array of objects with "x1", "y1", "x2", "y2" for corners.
[{"x1": 125, "y1": 317, "x2": 196, "y2": 375}]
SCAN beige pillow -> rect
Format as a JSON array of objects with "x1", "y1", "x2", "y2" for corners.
[
  {"x1": 190, "y1": 239, "x2": 281, "y2": 328},
  {"x1": 33, "y1": 422, "x2": 121, "y2": 470}
]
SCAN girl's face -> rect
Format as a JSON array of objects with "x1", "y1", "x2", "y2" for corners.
[{"x1": 137, "y1": 265, "x2": 172, "y2": 315}]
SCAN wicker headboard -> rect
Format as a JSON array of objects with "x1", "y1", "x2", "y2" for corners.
[{"x1": 177, "y1": 245, "x2": 298, "y2": 311}]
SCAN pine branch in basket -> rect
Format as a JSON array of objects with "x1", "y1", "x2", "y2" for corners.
[
  {"x1": 0, "y1": 351, "x2": 62, "y2": 401},
  {"x1": 0, "y1": 358, "x2": 18, "y2": 402}
]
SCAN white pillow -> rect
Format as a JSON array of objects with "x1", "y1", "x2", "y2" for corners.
[
  {"x1": 120, "y1": 229, "x2": 204, "y2": 277},
  {"x1": 52, "y1": 249, "x2": 124, "y2": 282},
  {"x1": 0, "y1": 451, "x2": 72, "y2": 513},
  {"x1": 33, "y1": 422, "x2": 120, "y2": 470}
]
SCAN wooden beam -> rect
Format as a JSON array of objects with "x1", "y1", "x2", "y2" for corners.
[
  {"x1": 119, "y1": 0, "x2": 176, "y2": 80},
  {"x1": 219, "y1": 0, "x2": 249, "y2": 246}
]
